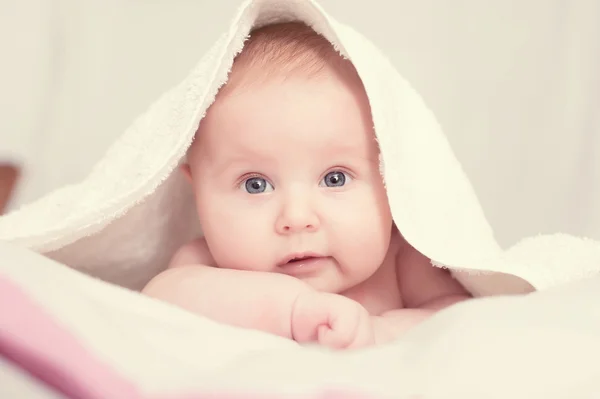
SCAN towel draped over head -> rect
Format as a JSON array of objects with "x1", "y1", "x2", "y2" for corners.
[{"x1": 1, "y1": 0, "x2": 598, "y2": 295}]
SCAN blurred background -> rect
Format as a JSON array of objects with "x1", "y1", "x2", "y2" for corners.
[{"x1": 1, "y1": 0, "x2": 598, "y2": 248}]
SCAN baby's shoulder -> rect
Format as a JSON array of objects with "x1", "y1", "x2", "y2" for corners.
[
  {"x1": 169, "y1": 237, "x2": 215, "y2": 268},
  {"x1": 389, "y1": 229, "x2": 427, "y2": 268}
]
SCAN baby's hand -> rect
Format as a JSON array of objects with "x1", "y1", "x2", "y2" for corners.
[{"x1": 291, "y1": 291, "x2": 374, "y2": 350}]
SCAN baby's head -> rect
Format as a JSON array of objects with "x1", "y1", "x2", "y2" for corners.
[{"x1": 183, "y1": 22, "x2": 393, "y2": 293}]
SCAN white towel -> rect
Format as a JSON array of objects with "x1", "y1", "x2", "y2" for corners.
[
  {"x1": 3, "y1": 239, "x2": 600, "y2": 397},
  {"x1": 0, "y1": 0, "x2": 598, "y2": 295}
]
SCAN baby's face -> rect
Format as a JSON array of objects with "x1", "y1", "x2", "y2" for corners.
[{"x1": 187, "y1": 69, "x2": 393, "y2": 293}]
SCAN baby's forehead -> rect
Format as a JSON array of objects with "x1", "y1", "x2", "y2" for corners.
[
  {"x1": 205, "y1": 80, "x2": 372, "y2": 145},
  {"x1": 217, "y1": 123, "x2": 370, "y2": 153},
  {"x1": 195, "y1": 109, "x2": 377, "y2": 173},
  {"x1": 196, "y1": 133, "x2": 376, "y2": 177},
  {"x1": 189, "y1": 22, "x2": 375, "y2": 161}
]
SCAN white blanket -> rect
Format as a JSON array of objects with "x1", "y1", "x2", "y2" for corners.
[{"x1": 2, "y1": 239, "x2": 600, "y2": 398}]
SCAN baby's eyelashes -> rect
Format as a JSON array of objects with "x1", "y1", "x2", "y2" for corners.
[
  {"x1": 238, "y1": 170, "x2": 354, "y2": 194},
  {"x1": 318, "y1": 170, "x2": 353, "y2": 188},
  {"x1": 242, "y1": 176, "x2": 274, "y2": 194}
]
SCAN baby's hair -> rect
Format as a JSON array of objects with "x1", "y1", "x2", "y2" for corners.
[
  {"x1": 221, "y1": 21, "x2": 354, "y2": 95},
  {"x1": 238, "y1": 22, "x2": 344, "y2": 75}
]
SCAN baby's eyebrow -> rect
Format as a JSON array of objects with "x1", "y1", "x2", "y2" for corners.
[
  {"x1": 210, "y1": 157, "x2": 247, "y2": 176},
  {"x1": 328, "y1": 143, "x2": 376, "y2": 161},
  {"x1": 209, "y1": 152, "x2": 272, "y2": 176}
]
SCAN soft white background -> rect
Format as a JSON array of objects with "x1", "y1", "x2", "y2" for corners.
[{"x1": 1, "y1": 0, "x2": 598, "y2": 248}]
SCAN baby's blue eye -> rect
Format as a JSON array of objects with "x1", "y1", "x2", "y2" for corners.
[
  {"x1": 244, "y1": 177, "x2": 274, "y2": 194},
  {"x1": 320, "y1": 171, "x2": 350, "y2": 188}
]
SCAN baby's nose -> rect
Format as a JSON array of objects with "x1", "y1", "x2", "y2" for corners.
[{"x1": 275, "y1": 198, "x2": 320, "y2": 235}]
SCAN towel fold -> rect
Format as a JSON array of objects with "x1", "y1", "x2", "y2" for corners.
[{"x1": 0, "y1": 0, "x2": 598, "y2": 295}]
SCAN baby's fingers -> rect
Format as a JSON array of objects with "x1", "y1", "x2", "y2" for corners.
[
  {"x1": 318, "y1": 305, "x2": 370, "y2": 349},
  {"x1": 317, "y1": 324, "x2": 353, "y2": 349}
]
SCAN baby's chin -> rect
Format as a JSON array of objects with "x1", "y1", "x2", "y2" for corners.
[{"x1": 298, "y1": 273, "x2": 356, "y2": 294}]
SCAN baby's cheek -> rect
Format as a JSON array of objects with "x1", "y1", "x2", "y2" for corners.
[
  {"x1": 205, "y1": 208, "x2": 274, "y2": 272},
  {"x1": 330, "y1": 190, "x2": 391, "y2": 236},
  {"x1": 328, "y1": 195, "x2": 391, "y2": 265}
]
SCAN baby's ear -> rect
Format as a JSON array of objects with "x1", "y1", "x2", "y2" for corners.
[{"x1": 179, "y1": 163, "x2": 193, "y2": 184}]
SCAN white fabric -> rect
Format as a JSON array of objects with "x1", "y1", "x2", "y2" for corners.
[
  {"x1": 0, "y1": 0, "x2": 598, "y2": 296},
  {"x1": 328, "y1": 0, "x2": 600, "y2": 247},
  {"x1": 2, "y1": 239, "x2": 600, "y2": 398},
  {"x1": 0, "y1": 0, "x2": 234, "y2": 208},
  {"x1": 0, "y1": 356, "x2": 65, "y2": 399},
  {"x1": 2, "y1": 0, "x2": 599, "y2": 249}
]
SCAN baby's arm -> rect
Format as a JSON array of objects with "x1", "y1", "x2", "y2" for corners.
[
  {"x1": 397, "y1": 243, "x2": 471, "y2": 310},
  {"x1": 144, "y1": 239, "x2": 376, "y2": 348},
  {"x1": 370, "y1": 243, "x2": 471, "y2": 344},
  {"x1": 144, "y1": 264, "x2": 376, "y2": 348},
  {"x1": 143, "y1": 263, "x2": 312, "y2": 340},
  {"x1": 143, "y1": 238, "x2": 311, "y2": 338}
]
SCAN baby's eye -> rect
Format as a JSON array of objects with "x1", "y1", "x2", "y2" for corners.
[
  {"x1": 319, "y1": 171, "x2": 351, "y2": 188},
  {"x1": 243, "y1": 177, "x2": 274, "y2": 194}
]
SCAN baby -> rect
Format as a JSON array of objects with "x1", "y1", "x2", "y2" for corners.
[{"x1": 143, "y1": 22, "x2": 471, "y2": 349}]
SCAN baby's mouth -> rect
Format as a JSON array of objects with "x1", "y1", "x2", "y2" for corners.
[
  {"x1": 278, "y1": 252, "x2": 322, "y2": 266},
  {"x1": 277, "y1": 253, "x2": 329, "y2": 276},
  {"x1": 286, "y1": 256, "x2": 315, "y2": 264}
]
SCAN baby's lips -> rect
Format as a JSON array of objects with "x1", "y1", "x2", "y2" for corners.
[{"x1": 277, "y1": 251, "x2": 325, "y2": 266}]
